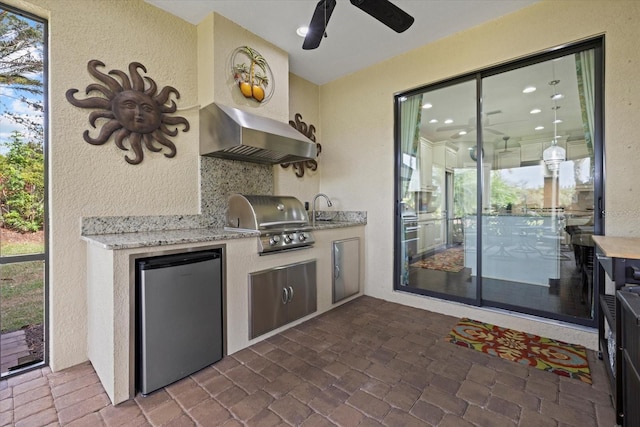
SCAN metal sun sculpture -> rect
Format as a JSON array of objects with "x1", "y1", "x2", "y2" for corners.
[
  {"x1": 281, "y1": 113, "x2": 321, "y2": 178},
  {"x1": 66, "y1": 60, "x2": 190, "y2": 165}
]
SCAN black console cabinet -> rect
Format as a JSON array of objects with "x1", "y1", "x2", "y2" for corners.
[
  {"x1": 618, "y1": 290, "x2": 640, "y2": 427},
  {"x1": 593, "y1": 236, "x2": 640, "y2": 426}
]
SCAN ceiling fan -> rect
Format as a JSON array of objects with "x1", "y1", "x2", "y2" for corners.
[
  {"x1": 496, "y1": 135, "x2": 523, "y2": 154},
  {"x1": 436, "y1": 110, "x2": 505, "y2": 140},
  {"x1": 499, "y1": 136, "x2": 513, "y2": 153},
  {"x1": 303, "y1": 0, "x2": 415, "y2": 50}
]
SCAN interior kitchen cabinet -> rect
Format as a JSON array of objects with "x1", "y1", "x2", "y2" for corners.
[
  {"x1": 432, "y1": 141, "x2": 458, "y2": 171},
  {"x1": 249, "y1": 259, "x2": 317, "y2": 339},
  {"x1": 566, "y1": 139, "x2": 590, "y2": 160},
  {"x1": 520, "y1": 140, "x2": 542, "y2": 163},
  {"x1": 332, "y1": 238, "x2": 360, "y2": 303},
  {"x1": 494, "y1": 146, "x2": 521, "y2": 170},
  {"x1": 418, "y1": 216, "x2": 444, "y2": 255},
  {"x1": 419, "y1": 138, "x2": 434, "y2": 191}
]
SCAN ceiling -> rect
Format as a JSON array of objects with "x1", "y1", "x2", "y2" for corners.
[
  {"x1": 144, "y1": 0, "x2": 539, "y2": 85},
  {"x1": 418, "y1": 54, "x2": 585, "y2": 152}
]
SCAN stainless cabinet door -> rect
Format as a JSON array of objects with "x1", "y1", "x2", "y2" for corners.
[
  {"x1": 249, "y1": 268, "x2": 288, "y2": 339},
  {"x1": 286, "y1": 260, "x2": 317, "y2": 323},
  {"x1": 333, "y1": 238, "x2": 360, "y2": 303}
]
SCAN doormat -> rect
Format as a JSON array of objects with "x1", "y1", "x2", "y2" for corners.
[
  {"x1": 446, "y1": 318, "x2": 592, "y2": 384},
  {"x1": 411, "y1": 246, "x2": 464, "y2": 273}
]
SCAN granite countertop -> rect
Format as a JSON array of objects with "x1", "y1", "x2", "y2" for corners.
[{"x1": 81, "y1": 220, "x2": 365, "y2": 250}]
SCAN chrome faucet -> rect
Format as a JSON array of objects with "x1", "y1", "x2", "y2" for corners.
[{"x1": 311, "y1": 193, "x2": 333, "y2": 224}]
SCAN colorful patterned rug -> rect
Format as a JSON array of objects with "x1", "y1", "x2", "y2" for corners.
[
  {"x1": 446, "y1": 318, "x2": 592, "y2": 384},
  {"x1": 411, "y1": 246, "x2": 464, "y2": 273}
]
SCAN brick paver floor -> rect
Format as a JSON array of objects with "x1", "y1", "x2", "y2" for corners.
[
  {"x1": 0, "y1": 296, "x2": 616, "y2": 426},
  {"x1": 0, "y1": 330, "x2": 31, "y2": 374}
]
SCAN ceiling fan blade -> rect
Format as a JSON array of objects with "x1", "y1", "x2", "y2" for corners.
[
  {"x1": 303, "y1": 0, "x2": 337, "y2": 50},
  {"x1": 350, "y1": 0, "x2": 414, "y2": 33},
  {"x1": 436, "y1": 124, "x2": 471, "y2": 132}
]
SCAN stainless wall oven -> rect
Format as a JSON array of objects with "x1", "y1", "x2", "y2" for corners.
[{"x1": 401, "y1": 211, "x2": 418, "y2": 285}]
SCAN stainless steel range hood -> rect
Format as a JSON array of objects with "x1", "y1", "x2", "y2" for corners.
[{"x1": 199, "y1": 103, "x2": 317, "y2": 164}]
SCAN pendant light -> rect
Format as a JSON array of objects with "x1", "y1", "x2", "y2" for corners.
[{"x1": 542, "y1": 79, "x2": 566, "y2": 174}]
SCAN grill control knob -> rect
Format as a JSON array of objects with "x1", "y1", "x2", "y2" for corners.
[
  {"x1": 284, "y1": 234, "x2": 292, "y2": 244},
  {"x1": 269, "y1": 235, "x2": 281, "y2": 246},
  {"x1": 299, "y1": 232, "x2": 307, "y2": 241}
]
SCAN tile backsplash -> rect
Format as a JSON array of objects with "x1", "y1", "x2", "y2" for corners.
[{"x1": 200, "y1": 156, "x2": 273, "y2": 217}]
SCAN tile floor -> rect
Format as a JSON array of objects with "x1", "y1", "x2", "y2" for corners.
[
  {"x1": 0, "y1": 329, "x2": 31, "y2": 374},
  {"x1": 1, "y1": 296, "x2": 616, "y2": 426}
]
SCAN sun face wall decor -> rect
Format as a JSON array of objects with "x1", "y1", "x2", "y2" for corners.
[
  {"x1": 66, "y1": 60, "x2": 190, "y2": 165},
  {"x1": 231, "y1": 46, "x2": 274, "y2": 103}
]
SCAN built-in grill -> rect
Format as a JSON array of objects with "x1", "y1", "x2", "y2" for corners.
[{"x1": 226, "y1": 194, "x2": 315, "y2": 255}]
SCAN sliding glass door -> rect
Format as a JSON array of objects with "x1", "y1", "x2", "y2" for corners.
[
  {"x1": 397, "y1": 79, "x2": 478, "y2": 303},
  {"x1": 395, "y1": 38, "x2": 602, "y2": 326}
]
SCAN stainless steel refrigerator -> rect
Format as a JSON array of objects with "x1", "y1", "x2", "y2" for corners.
[{"x1": 136, "y1": 250, "x2": 222, "y2": 395}]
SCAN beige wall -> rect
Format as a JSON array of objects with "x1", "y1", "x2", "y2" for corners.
[{"x1": 319, "y1": 0, "x2": 640, "y2": 348}]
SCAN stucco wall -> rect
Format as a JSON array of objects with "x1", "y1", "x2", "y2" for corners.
[{"x1": 318, "y1": 0, "x2": 640, "y2": 348}]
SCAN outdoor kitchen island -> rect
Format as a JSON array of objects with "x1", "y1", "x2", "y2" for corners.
[{"x1": 81, "y1": 216, "x2": 365, "y2": 405}]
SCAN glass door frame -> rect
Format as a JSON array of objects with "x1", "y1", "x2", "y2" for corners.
[{"x1": 394, "y1": 36, "x2": 604, "y2": 328}]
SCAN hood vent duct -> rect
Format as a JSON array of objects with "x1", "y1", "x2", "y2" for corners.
[{"x1": 199, "y1": 103, "x2": 317, "y2": 165}]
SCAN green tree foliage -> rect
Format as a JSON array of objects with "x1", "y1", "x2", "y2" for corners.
[
  {"x1": 453, "y1": 168, "x2": 477, "y2": 217},
  {"x1": 454, "y1": 168, "x2": 530, "y2": 217},
  {"x1": 489, "y1": 171, "x2": 522, "y2": 210},
  {"x1": 0, "y1": 131, "x2": 44, "y2": 232},
  {"x1": 0, "y1": 9, "x2": 44, "y2": 140},
  {"x1": 0, "y1": 9, "x2": 44, "y2": 232}
]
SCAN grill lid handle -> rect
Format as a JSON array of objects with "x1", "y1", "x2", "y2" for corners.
[{"x1": 259, "y1": 220, "x2": 308, "y2": 228}]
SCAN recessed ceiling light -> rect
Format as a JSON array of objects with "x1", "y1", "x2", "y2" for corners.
[
  {"x1": 459, "y1": 130, "x2": 467, "y2": 136},
  {"x1": 553, "y1": 119, "x2": 563, "y2": 124},
  {"x1": 422, "y1": 103, "x2": 432, "y2": 109},
  {"x1": 530, "y1": 108, "x2": 541, "y2": 114},
  {"x1": 523, "y1": 86, "x2": 536, "y2": 93},
  {"x1": 296, "y1": 26, "x2": 309, "y2": 37},
  {"x1": 429, "y1": 119, "x2": 438, "y2": 124},
  {"x1": 444, "y1": 119, "x2": 453, "y2": 124},
  {"x1": 551, "y1": 93, "x2": 564, "y2": 100},
  {"x1": 535, "y1": 126, "x2": 544, "y2": 130}
]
